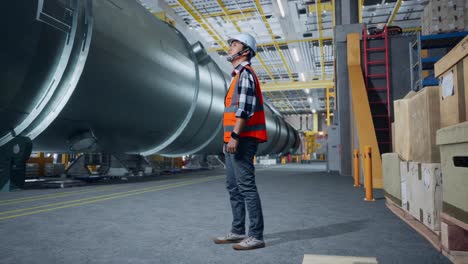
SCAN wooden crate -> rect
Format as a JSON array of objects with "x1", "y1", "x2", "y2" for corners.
[
  {"x1": 393, "y1": 87, "x2": 440, "y2": 163},
  {"x1": 437, "y1": 121, "x2": 468, "y2": 226},
  {"x1": 382, "y1": 153, "x2": 402, "y2": 206},
  {"x1": 393, "y1": 91, "x2": 416, "y2": 161},
  {"x1": 408, "y1": 86, "x2": 441, "y2": 163},
  {"x1": 435, "y1": 36, "x2": 468, "y2": 128}
]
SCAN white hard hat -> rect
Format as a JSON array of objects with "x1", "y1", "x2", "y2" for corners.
[{"x1": 227, "y1": 33, "x2": 257, "y2": 57}]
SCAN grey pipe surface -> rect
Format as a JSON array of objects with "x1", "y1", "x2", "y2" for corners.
[{"x1": 1, "y1": 0, "x2": 300, "y2": 156}]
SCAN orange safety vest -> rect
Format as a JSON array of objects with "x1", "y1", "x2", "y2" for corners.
[{"x1": 223, "y1": 64, "x2": 267, "y2": 143}]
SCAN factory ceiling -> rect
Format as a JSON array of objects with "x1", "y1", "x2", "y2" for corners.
[{"x1": 139, "y1": 0, "x2": 425, "y2": 116}]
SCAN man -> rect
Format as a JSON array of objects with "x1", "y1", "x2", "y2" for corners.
[{"x1": 213, "y1": 33, "x2": 268, "y2": 250}]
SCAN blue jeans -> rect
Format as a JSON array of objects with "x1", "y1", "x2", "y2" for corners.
[{"x1": 224, "y1": 138, "x2": 264, "y2": 240}]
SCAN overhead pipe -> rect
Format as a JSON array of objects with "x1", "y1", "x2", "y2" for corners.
[{"x1": 1, "y1": 0, "x2": 300, "y2": 157}]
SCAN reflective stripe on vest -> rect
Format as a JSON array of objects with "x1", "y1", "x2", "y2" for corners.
[{"x1": 223, "y1": 65, "x2": 267, "y2": 143}]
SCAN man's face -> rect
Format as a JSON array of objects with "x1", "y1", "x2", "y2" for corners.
[{"x1": 228, "y1": 40, "x2": 245, "y2": 57}]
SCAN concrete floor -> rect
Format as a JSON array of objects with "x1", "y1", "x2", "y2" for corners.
[{"x1": 0, "y1": 164, "x2": 451, "y2": 264}]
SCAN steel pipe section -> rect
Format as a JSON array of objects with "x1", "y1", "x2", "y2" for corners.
[{"x1": 1, "y1": 0, "x2": 299, "y2": 157}]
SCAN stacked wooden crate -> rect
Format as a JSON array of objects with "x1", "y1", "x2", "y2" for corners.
[
  {"x1": 434, "y1": 36, "x2": 468, "y2": 260},
  {"x1": 387, "y1": 84, "x2": 442, "y2": 231},
  {"x1": 383, "y1": 36, "x2": 468, "y2": 263}
]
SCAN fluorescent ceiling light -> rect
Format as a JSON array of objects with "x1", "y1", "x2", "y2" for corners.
[
  {"x1": 277, "y1": 0, "x2": 285, "y2": 18},
  {"x1": 292, "y1": 48, "x2": 300, "y2": 62},
  {"x1": 312, "y1": 109, "x2": 317, "y2": 113},
  {"x1": 304, "y1": 89, "x2": 309, "y2": 94},
  {"x1": 308, "y1": 97, "x2": 313, "y2": 103},
  {"x1": 300, "y1": 73, "x2": 306, "y2": 82}
]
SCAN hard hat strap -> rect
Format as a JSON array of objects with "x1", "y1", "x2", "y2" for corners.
[{"x1": 226, "y1": 48, "x2": 250, "y2": 62}]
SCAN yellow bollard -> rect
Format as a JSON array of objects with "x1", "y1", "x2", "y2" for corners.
[
  {"x1": 363, "y1": 146, "x2": 375, "y2": 202},
  {"x1": 353, "y1": 150, "x2": 360, "y2": 187}
]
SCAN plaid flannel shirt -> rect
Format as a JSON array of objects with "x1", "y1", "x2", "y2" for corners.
[{"x1": 231, "y1": 61, "x2": 256, "y2": 120}]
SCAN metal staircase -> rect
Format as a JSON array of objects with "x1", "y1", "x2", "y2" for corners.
[{"x1": 363, "y1": 26, "x2": 392, "y2": 155}]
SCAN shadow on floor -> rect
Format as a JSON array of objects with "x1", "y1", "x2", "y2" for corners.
[{"x1": 264, "y1": 219, "x2": 369, "y2": 246}]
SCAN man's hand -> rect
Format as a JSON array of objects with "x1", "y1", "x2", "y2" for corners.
[{"x1": 226, "y1": 137, "x2": 239, "y2": 153}]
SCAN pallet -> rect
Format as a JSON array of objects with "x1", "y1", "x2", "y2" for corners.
[
  {"x1": 386, "y1": 197, "x2": 468, "y2": 264},
  {"x1": 385, "y1": 197, "x2": 441, "y2": 249},
  {"x1": 441, "y1": 213, "x2": 468, "y2": 264}
]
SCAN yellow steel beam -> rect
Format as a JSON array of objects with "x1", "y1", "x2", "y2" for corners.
[
  {"x1": 347, "y1": 32, "x2": 382, "y2": 188},
  {"x1": 256, "y1": 56, "x2": 277, "y2": 83},
  {"x1": 216, "y1": 0, "x2": 241, "y2": 32},
  {"x1": 253, "y1": 0, "x2": 294, "y2": 81},
  {"x1": 262, "y1": 80, "x2": 334, "y2": 91},
  {"x1": 295, "y1": 89, "x2": 309, "y2": 111},
  {"x1": 215, "y1": 0, "x2": 276, "y2": 82},
  {"x1": 203, "y1": 7, "x2": 257, "y2": 18},
  {"x1": 152, "y1": 11, "x2": 176, "y2": 26},
  {"x1": 358, "y1": 0, "x2": 363, "y2": 23},
  {"x1": 307, "y1": 2, "x2": 333, "y2": 12},
  {"x1": 279, "y1": 90, "x2": 297, "y2": 114},
  {"x1": 314, "y1": 0, "x2": 326, "y2": 79},
  {"x1": 176, "y1": 0, "x2": 229, "y2": 51},
  {"x1": 332, "y1": 0, "x2": 336, "y2": 27},
  {"x1": 313, "y1": 113, "x2": 318, "y2": 132},
  {"x1": 208, "y1": 37, "x2": 334, "y2": 52},
  {"x1": 267, "y1": 91, "x2": 288, "y2": 112},
  {"x1": 402, "y1": 27, "x2": 421, "y2": 32},
  {"x1": 220, "y1": 13, "x2": 255, "y2": 21},
  {"x1": 387, "y1": 0, "x2": 403, "y2": 26}
]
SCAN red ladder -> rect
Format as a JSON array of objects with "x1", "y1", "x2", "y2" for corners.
[{"x1": 363, "y1": 26, "x2": 392, "y2": 154}]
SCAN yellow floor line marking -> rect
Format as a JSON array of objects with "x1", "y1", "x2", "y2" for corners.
[
  {"x1": 0, "y1": 177, "x2": 190, "y2": 205},
  {"x1": 0, "y1": 185, "x2": 128, "y2": 206},
  {"x1": 0, "y1": 175, "x2": 224, "y2": 220},
  {"x1": 0, "y1": 176, "x2": 221, "y2": 216}
]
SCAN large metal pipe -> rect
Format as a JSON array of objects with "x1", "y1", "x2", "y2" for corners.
[{"x1": 1, "y1": 0, "x2": 299, "y2": 157}]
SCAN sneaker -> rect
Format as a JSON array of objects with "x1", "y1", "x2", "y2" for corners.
[
  {"x1": 213, "y1": 232, "x2": 248, "y2": 244},
  {"x1": 232, "y1": 237, "x2": 265, "y2": 250}
]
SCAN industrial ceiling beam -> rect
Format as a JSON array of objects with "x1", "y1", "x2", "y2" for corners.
[
  {"x1": 175, "y1": 0, "x2": 229, "y2": 50},
  {"x1": 266, "y1": 91, "x2": 287, "y2": 112},
  {"x1": 203, "y1": 7, "x2": 257, "y2": 18},
  {"x1": 314, "y1": 0, "x2": 326, "y2": 80},
  {"x1": 214, "y1": 0, "x2": 277, "y2": 82},
  {"x1": 359, "y1": 0, "x2": 363, "y2": 23},
  {"x1": 387, "y1": 0, "x2": 403, "y2": 26},
  {"x1": 253, "y1": 0, "x2": 294, "y2": 81},
  {"x1": 402, "y1": 27, "x2": 421, "y2": 32},
  {"x1": 208, "y1": 37, "x2": 334, "y2": 52},
  {"x1": 332, "y1": 0, "x2": 336, "y2": 27},
  {"x1": 280, "y1": 90, "x2": 298, "y2": 114},
  {"x1": 262, "y1": 80, "x2": 334, "y2": 91},
  {"x1": 216, "y1": 0, "x2": 289, "y2": 110}
]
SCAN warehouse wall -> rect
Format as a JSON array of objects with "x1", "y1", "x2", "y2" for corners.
[{"x1": 335, "y1": 24, "x2": 363, "y2": 176}]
